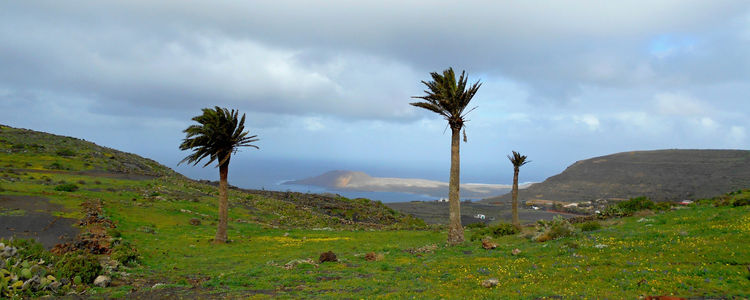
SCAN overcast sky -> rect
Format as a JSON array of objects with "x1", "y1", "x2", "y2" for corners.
[{"x1": 2, "y1": 1, "x2": 750, "y2": 187}]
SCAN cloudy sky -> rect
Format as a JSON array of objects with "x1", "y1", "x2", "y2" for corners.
[{"x1": 2, "y1": 1, "x2": 750, "y2": 188}]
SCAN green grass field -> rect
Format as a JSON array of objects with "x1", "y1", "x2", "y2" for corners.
[{"x1": 1, "y1": 125, "x2": 750, "y2": 298}]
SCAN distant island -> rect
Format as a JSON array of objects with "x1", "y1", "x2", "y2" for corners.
[{"x1": 284, "y1": 170, "x2": 531, "y2": 199}]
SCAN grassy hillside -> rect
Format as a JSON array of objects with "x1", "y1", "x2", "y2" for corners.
[
  {"x1": 1, "y1": 125, "x2": 749, "y2": 298},
  {"x1": 485, "y1": 149, "x2": 750, "y2": 204},
  {"x1": 0, "y1": 125, "x2": 175, "y2": 177},
  {"x1": 0, "y1": 124, "x2": 423, "y2": 231}
]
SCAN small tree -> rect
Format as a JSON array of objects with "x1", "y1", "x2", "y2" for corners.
[
  {"x1": 507, "y1": 151, "x2": 529, "y2": 227},
  {"x1": 411, "y1": 67, "x2": 481, "y2": 245},
  {"x1": 179, "y1": 107, "x2": 259, "y2": 243}
]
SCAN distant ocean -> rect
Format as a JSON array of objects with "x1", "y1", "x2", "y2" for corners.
[
  {"x1": 174, "y1": 157, "x2": 512, "y2": 203},
  {"x1": 276, "y1": 183, "x2": 439, "y2": 203}
]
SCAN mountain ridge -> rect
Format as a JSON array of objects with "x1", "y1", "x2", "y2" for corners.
[{"x1": 483, "y1": 149, "x2": 750, "y2": 203}]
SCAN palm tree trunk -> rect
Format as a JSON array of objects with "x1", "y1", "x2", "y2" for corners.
[
  {"x1": 512, "y1": 167, "x2": 520, "y2": 227},
  {"x1": 214, "y1": 156, "x2": 230, "y2": 244},
  {"x1": 447, "y1": 127, "x2": 464, "y2": 245}
]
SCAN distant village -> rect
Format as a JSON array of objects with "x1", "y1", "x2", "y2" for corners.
[{"x1": 429, "y1": 196, "x2": 694, "y2": 220}]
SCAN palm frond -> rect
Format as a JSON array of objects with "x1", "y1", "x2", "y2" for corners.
[
  {"x1": 507, "y1": 151, "x2": 530, "y2": 167},
  {"x1": 178, "y1": 106, "x2": 260, "y2": 168},
  {"x1": 411, "y1": 67, "x2": 482, "y2": 132}
]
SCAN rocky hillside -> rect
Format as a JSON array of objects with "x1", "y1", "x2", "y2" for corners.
[{"x1": 484, "y1": 149, "x2": 750, "y2": 203}]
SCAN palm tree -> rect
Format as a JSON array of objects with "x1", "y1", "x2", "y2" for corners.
[
  {"x1": 411, "y1": 67, "x2": 481, "y2": 245},
  {"x1": 507, "y1": 151, "x2": 529, "y2": 227},
  {"x1": 179, "y1": 106, "x2": 259, "y2": 243}
]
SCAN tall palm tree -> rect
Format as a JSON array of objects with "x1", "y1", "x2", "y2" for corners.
[
  {"x1": 507, "y1": 151, "x2": 529, "y2": 227},
  {"x1": 179, "y1": 106, "x2": 259, "y2": 244},
  {"x1": 411, "y1": 67, "x2": 481, "y2": 245}
]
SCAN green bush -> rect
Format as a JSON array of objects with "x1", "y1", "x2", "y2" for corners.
[
  {"x1": 602, "y1": 196, "x2": 656, "y2": 217},
  {"x1": 56, "y1": 149, "x2": 76, "y2": 157},
  {"x1": 616, "y1": 196, "x2": 655, "y2": 215},
  {"x1": 465, "y1": 222, "x2": 487, "y2": 230},
  {"x1": 47, "y1": 162, "x2": 65, "y2": 170},
  {"x1": 579, "y1": 221, "x2": 601, "y2": 232},
  {"x1": 733, "y1": 198, "x2": 750, "y2": 207},
  {"x1": 470, "y1": 223, "x2": 519, "y2": 241},
  {"x1": 600, "y1": 205, "x2": 626, "y2": 217},
  {"x1": 533, "y1": 216, "x2": 577, "y2": 242},
  {"x1": 6, "y1": 238, "x2": 54, "y2": 264},
  {"x1": 54, "y1": 183, "x2": 78, "y2": 192},
  {"x1": 111, "y1": 241, "x2": 140, "y2": 266},
  {"x1": 654, "y1": 202, "x2": 673, "y2": 211},
  {"x1": 55, "y1": 250, "x2": 101, "y2": 284}
]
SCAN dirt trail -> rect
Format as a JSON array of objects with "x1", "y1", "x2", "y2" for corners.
[{"x1": 0, "y1": 195, "x2": 79, "y2": 248}]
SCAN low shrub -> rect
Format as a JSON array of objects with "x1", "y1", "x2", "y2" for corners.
[
  {"x1": 6, "y1": 238, "x2": 55, "y2": 264},
  {"x1": 111, "y1": 241, "x2": 140, "y2": 266},
  {"x1": 470, "y1": 223, "x2": 519, "y2": 241},
  {"x1": 602, "y1": 196, "x2": 656, "y2": 217},
  {"x1": 579, "y1": 221, "x2": 601, "y2": 232},
  {"x1": 654, "y1": 202, "x2": 673, "y2": 211},
  {"x1": 54, "y1": 183, "x2": 78, "y2": 192},
  {"x1": 55, "y1": 250, "x2": 101, "y2": 284},
  {"x1": 47, "y1": 162, "x2": 65, "y2": 170},
  {"x1": 600, "y1": 205, "x2": 626, "y2": 217},
  {"x1": 465, "y1": 222, "x2": 487, "y2": 230},
  {"x1": 55, "y1": 149, "x2": 76, "y2": 157},
  {"x1": 733, "y1": 198, "x2": 750, "y2": 207},
  {"x1": 533, "y1": 216, "x2": 577, "y2": 242},
  {"x1": 617, "y1": 196, "x2": 655, "y2": 215}
]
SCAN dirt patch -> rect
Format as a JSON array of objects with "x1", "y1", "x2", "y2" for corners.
[{"x1": 0, "y1": 195, "x2": 79, "y2": 249}]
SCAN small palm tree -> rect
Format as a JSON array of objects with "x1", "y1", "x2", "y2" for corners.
[
  {"x1": 411, "y1": 67, "x2": 481, "y2": 245},
  {"x1": 179, "y1": 106, "x2": 259, "y2": 243},
  {"x1": 507, "y1": 151, "x2": 529, "y2": 227}
]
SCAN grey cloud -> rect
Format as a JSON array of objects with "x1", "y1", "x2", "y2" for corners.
[{"x1": 4, "y1": 1, "x2": 750, "y2": 118}]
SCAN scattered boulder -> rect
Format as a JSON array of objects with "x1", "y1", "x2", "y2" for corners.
[
  {"x1": 152, "y1": 283, "x2": 166, "y2": 289},
  {"x1": 481, "y1": 238, "x2": 498, "y2": 250},
  {"x1": 1, "y1": 245, "x2": 18, "y2": 258},
  {"x1": 319, "y1": 251, "x2": 338, "y2": 263},
  {"x1": 283, "y1": 258, "x2": 318, "y2": 270},
  {"x1": 481, "y1": 278, "x2": 499, "y2": 288},
  {"x1": 189, "y1": 218, "x2": 201, "y2": 226},
  {"x1": 365, "y1": 252, "x2": 377, "y2": 261},
  {"x1": 404, "y1": 244, "x2": 438, "y2": 255},
  {"x1": 511, "y1": 248, "x2": 522, "y2": 256},
  {"x1": 93, "y1": 275, "x2": 111, "y2": 288},
  {"x1": 22, "y1": 275, "x2": 40, "y2": 290}
]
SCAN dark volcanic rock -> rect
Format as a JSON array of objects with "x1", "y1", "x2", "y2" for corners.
[{"x1": 319, "y1": 251, "x2": 338, "y2": 263}]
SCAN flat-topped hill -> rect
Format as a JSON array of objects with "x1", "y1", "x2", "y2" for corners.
[{"x1": 484, "y1": 149, "x2": 750, "y2": 203}]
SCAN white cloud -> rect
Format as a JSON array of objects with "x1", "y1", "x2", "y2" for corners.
[
  {"x1": 303, "y1": 117, "x2": 325, "y2": 131},
  {"x1": 728, "y1": 126, "x2": 747, "y2": 145},
  {"x1": 655, "y1": 92, "x2": 710, "y2": 116},
  {"x1": 573, "y1": 114, "x2": 601, "y2": 131}
]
